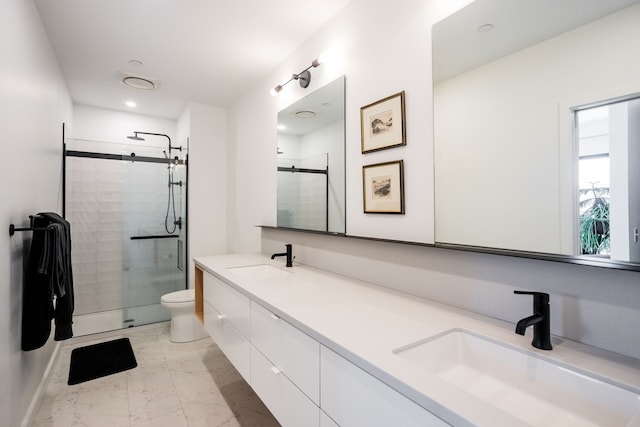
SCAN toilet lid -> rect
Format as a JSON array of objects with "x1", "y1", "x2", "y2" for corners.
[{"x1": 161, "y1": 289, "x2": 195, "y2": 303}]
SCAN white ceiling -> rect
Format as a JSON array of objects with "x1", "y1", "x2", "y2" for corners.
[
  {"x1": 34, "y1": 0, "x2": 351, "y2": 119},
  {"x1": 433, "y1": 0, "x2": 640, "y2": 83}
]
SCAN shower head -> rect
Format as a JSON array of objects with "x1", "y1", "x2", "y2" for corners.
[{"x1": 127, "y1": 132, "x2": 145, "y2": 141}]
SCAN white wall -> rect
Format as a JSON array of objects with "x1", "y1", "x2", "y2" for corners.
[
  {"x1": 227, "y1": 0, "x2": 640, "y2": 361},
  {"x1": 0, "y1": 0, "x2": 72, "y2": 426},
  {"x1": 277, "y1": 133, "x2": 301, "y2": 160},
  {"x1": 302, "y1": 121, "x2": 345, "y2": 232},
  {"x1": 73, "y1": 104, "x2": 177, "y2": 145},
  {"x1": 179, "y1": 103, "x2": 228, "y2": 287},
  {"x1": 434, "y1": 3, "x2": 640, "y2": 254}
]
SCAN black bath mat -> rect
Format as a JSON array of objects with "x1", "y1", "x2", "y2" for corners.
[{"x1": 68, "y1": 337, "x2": 137, "y2": 385}]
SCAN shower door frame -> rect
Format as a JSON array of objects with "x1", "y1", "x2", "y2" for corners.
[{"x1": 62, "y1": 123, "x2": 189, "y2": 329}]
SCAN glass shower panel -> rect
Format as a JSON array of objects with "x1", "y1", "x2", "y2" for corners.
[
  {"x1": 65, "y1": 138, "x2": 187, "y2": 333},
  {"x1": 66, "y1": 156, "x2": 125, "y2": 317}
]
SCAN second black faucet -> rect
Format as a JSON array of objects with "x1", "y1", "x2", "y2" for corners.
[{"x1": 271, "y1": 243, "x2": 293, "y2": 267}]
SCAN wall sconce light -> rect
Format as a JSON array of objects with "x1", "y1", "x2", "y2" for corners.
[{"x1": 270, "y1": 54, "x2": 326, "y2": 96}]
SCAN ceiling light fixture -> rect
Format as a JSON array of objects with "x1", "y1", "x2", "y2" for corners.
[
  {"x1": 477, "y1": 23, "x2": 495, "y2": 33},
  {"x1": 270, "y1": 53, "x2": 326, "y2": 96},
  {"x1": 122, "y1": 76, "x2": 156, "y2": 90},
  {"x1": 119, "y1": 71, "x2": 160, "y2": 91},
  {"x1": 125, "y1": 101, "x2": 137, "y2": 108},
  {"x1": 295, "y1": 110, "x2": 316, "y2": 118}
]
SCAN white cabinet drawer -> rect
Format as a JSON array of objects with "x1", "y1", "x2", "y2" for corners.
[
  {"x1": 251, "y1": 345, "x2": 319, "y2": 427},
  {"x1": 320, "y1": 346, "x2": 450, "y2": 427},
  {"x1": 251, "y1": 301, "x2": 320, "y2": 404},
  {"x1": 203, "y1": 272, "x2": 250, "y2": 338},
  {"x1": 203, "y1": 300, "x2": 250, "y2": 382}
]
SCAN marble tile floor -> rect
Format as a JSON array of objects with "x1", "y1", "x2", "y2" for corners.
[{"x1": 32, "y1": 322, "x2": 280, "y2": 427}]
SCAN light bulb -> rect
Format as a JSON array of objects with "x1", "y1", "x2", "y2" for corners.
[
  {"x1": 313, "y1": 51, "x2": 328, "y2": 67},
  {"x1": 270, "y1": 85, "x2": 282, "y2": 96}
]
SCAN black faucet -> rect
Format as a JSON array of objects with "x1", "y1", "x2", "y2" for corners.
[
  {"x1": 514, "y1": 291, "x2": 552, "y2": 350},
  {"x1": 270, "y1": 244, "x2": 293, "y2": 267}
]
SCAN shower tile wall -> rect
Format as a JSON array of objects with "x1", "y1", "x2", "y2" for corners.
[{"x1": 67, "y1": 154, "x2": 184, "y2": 325}]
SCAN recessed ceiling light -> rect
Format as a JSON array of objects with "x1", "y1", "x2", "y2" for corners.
[
  {"x1": 125, "y1": 101, "x2": 136, "y2": 108},
  {"x1": 295, "y1": 110, "x2": 316, "y2": 118},
  {"x1": 277, "y1": 124, "x2": 286, "y2": 130},
  {"x1": 478, "y1": 23, "x2": 495, "y2": 33}
]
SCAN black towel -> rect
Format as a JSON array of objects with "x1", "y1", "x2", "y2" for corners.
[{"x1": 21, "y1": 213, "x2": 74, "y2": 351}]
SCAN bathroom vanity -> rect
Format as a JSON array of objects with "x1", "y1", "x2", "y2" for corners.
[{"x1": 194, "y1": 254, "x2": 640, "y2": 427}]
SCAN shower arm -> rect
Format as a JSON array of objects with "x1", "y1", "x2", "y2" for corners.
[{"x1": 129, "y1": 131, "x2": 182, "y2": 154}]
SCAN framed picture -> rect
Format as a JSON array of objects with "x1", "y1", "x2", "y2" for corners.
[
  {"x1": 362, "y1": 160, "x2": 405, "y2": 214},
  {"x1": 360, "y1": 91, "x2": 406, "y2": 153}
]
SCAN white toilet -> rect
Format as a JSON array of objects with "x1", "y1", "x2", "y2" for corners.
[{"x1": 161, "y1": 289, "x2": 207, "y2": 343}]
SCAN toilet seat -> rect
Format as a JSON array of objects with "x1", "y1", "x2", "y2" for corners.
[{"x1": 161, "y1": 289, "x2": 194, "y2": 304}]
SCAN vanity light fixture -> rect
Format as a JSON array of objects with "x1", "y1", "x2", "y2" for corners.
[{"x1": 270, "y1": 53, "x2": 326, "y2": 96}]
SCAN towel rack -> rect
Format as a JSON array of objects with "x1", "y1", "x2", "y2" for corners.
[{"x1": 9, "y1": 215, "x2": 52, "y2": 236}]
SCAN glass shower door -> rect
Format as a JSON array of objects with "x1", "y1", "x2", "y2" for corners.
[
  {"x1": 121, "y1": 154, "x2": 187, "y2": 326},
  {"x1": 65, "y1": 138, "x2": 187, "y2": 334}
]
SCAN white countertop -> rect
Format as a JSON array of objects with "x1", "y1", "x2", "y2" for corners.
[{"x1": 194, "y1": 253, "x2": 640, "y2": 427}]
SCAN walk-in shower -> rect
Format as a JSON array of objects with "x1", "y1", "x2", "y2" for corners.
[{"x1": 64, "y1": 131, "x2": 188, "y2": 336}]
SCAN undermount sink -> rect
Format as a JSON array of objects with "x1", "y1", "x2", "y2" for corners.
[
  {"x1": 393, "y1": 329, "x2": 640, "y2": 427},
  {"x1": 226, "y1": 264, "x2": 290, "y2": 280}
]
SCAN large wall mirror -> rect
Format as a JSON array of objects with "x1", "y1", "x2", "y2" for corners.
[
  {"x1": 276, "y1": 75, "x2": 346, "y2": 234},
  {"x1": 433, "y1": 0, "x2": 640, "y2": 269}
]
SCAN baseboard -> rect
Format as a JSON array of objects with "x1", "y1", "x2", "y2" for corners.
[{"x1": 20, "y1": 340, "x2": 62, "y2": 427}]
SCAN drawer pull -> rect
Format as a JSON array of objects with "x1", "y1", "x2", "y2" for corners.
[
  {"x1": 217, "y1": 314, "x2": 226, "y2": 320},
  {"x1": 270, "y1": 313, "x2": 280, "y2": 320},
  {"x1": 270, "y1": 366, "x2": 281, "y2": 375}
]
